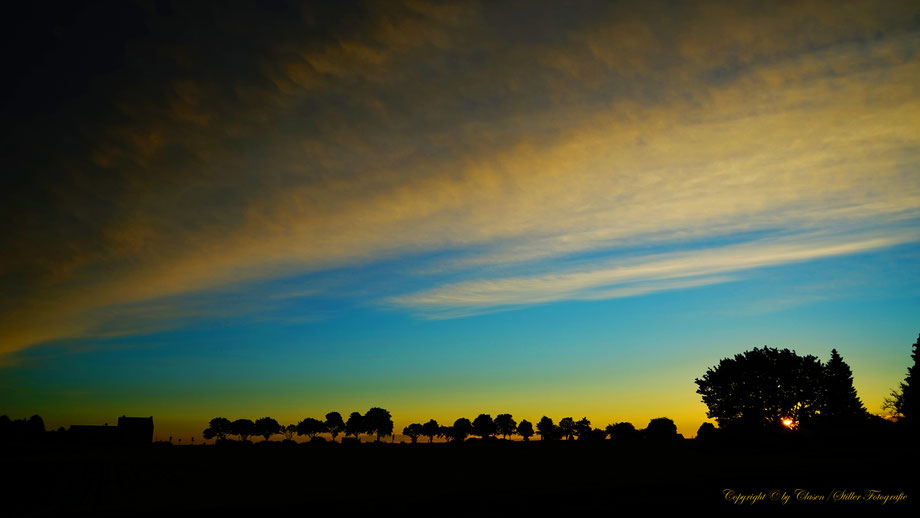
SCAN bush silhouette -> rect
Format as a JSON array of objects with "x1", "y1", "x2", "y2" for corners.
[
  {"x1": 606, "y1": 422, "x2": 637, "y2": 440},
  {"x1": 643, "y1": 417, "x2": 678, "y2": 440}
]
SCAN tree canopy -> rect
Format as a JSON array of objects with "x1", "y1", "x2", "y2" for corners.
[
  {"x1": 421, "y1": 419, "x2": 440, "y2": 443},
  {"x1": 452, "y1": 418, "x2": 472, "y2": 442},
  {"x1": 203, "y1": 417, "x2": 232, "y2": 441},
  {"x1": 364, "y1": 407, "x2": 393, "y2": 442},
  {"x1": 517, "y1": 419, "x2": 534, "y2": 441},
  {"x1": 536, "y1": 416, "x2": 557, "y2": 440},
  {"x1": 231, "y1": 419, "x2": 255, "y2": 441},
  {"x1": 297, "y1": 417, "x2": 326, "y2": 439},
  {"x1": 695, "y1": 346, "x2": 826, "y2": 431},
  {"x1": 471, "y1": 414, "x2": 496, "y2": 439},
  {"x1": 325, "y1": 412, "x2": 345, "y2": 442},
  {"x1": 254, "y1": 417, "x2": 281, "y2": 441},
  {"x1": 345, "y1": 412, "x2": 364, "y2": 441},
  {"x1": 494, "y1": 414, "x2": 517, "y2": 440},
  {"x1": 403, "y1": 423, "x2": 423, "y2": 443}
]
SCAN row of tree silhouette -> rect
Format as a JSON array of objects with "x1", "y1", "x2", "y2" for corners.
[
  {"x1": 202, "y1": 333, "x2": 919, "y2": 443},
  {"x1": 203, "y1": 408, "x2": 681, "y2": 443},
  {"x1": 203, "y1": 407, "x2": 394, "y2": 443},
  {"x1": 402, "y1": 415, "x2": 679, "y2": 442}
]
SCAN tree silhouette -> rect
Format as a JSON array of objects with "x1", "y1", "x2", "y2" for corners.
[
  {"x1": 325, "y1": 412, "x2": 345, "y2": 442},
  {"x1": 820, "y1": 349, "x2": 868, "y2": 425},
  {"x1": 345, "y1": 412, "x2": 364, "y2": 441},
  {"x1": 643, "y1": 417, "x2": 678, "y2": 440},
  {"x1": 574, "y1": 417, "x2": 591, "y2": 440},
  {"x1": 536, "y1": 416, "x2": 557, "y2": 441},
  {"x1": 421, "y1": 419, "x2": 440, "y2": 443},
  {"x1": 254, "y1": 417, "x2": 281, "y2": 441},
  {"x1": 297, "y1": 417, "x2": 326, "y2": 440},
  {"x1": 558, "y1": 417, "x2": 575, "y2": 440},
  {"x1": 438, "y1": 425, "x2": 454, "y2": 442},
  {"x1": 606, "y1": 422, "x2": 637, "y2": 440},
  {"x1": 494, "y1": 414, "x2": 517, "y2": 440},
  {"x1": 452, "y1": 418, "x2": 472, "y2": 442},
  {"x1": 403, "y1": 423, "x2": 423, "y2": 443},
  {"x1": 471, "y1": 414, "x2": 496, "y2": 439},
  {"x1": 885, "y1": 333, "x2": 919, "y2": 425},
  {"x1": 281, "y1": 424, "x2": 297, "y2": 441},
  {"x1": 203, "y1": 417, "x2": 232, "y2": 441},
  {"x1": 517, "y1": 419, "x2": 534, "y2": 441},
  {"x1": 231, "y1": 419, "x2": 255, "y2": 441},
  {"x1": 695, "y1": 346, "x2": 825, "y2": 431},
  {"x1": 364, "y1": 407, "x2": 393, "y2": 442}
]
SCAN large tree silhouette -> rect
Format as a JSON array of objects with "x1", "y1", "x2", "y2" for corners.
[
  {"x1": 820, "y1": 349, "x2": 868, "y2": 425},
  {"x1": 885, "y1": 333, "x2": 919, "y2": 425},
  {"x1": 695, "y1": 346, "x2": 825, "y2": 431}
]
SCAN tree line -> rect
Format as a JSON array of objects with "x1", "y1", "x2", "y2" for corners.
[
  {"x1": 203, "y1": 407, "x2": 394, "y2": 443},
  {"x1": 401, "y1": 415, "x2": 681, "y2": 442},
  {"x1": 202, "y1": 332, "x2": 918, "y2": 444}
]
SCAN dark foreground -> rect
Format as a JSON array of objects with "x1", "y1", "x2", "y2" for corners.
[{"x1": 7, "y1": 438, "x2": 916, "y2": 515}]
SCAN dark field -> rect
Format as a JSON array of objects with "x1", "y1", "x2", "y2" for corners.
[{"x1": 7, "y1": 438, "x2": 916, "y2": 515}]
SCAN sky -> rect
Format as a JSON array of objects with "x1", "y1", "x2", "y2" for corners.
[{"x1": 1, "y1": 0, "x2": 919, "y2": 440}]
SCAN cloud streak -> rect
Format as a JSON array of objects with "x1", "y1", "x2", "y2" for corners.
[
  {"x1": 2, "y1": 0, "x2": 919, "y2": 356},
  {"x1": 387, "y1": 231, "x2": 917, "y2": 317}
]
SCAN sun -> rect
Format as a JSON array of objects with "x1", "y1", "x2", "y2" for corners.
[{"x1": 781, "y1": 418, "x2": 796, "y2": 429}]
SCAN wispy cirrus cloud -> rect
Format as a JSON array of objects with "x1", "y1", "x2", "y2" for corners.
[{"x1": 388, "y1": 231, "x2": 919, "y2": 317}]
